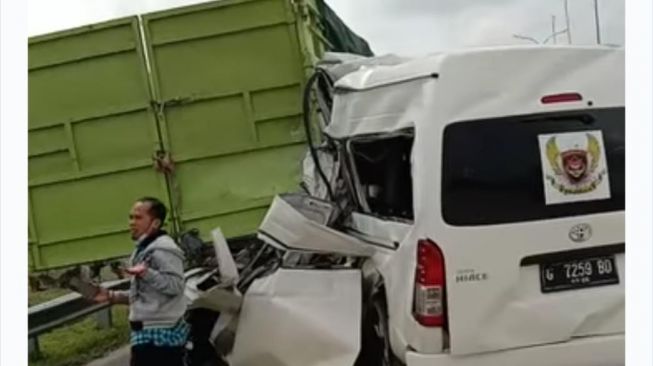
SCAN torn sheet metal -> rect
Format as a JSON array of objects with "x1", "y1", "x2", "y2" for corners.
[
  {"x1": 317, "y1": 52, "x2": 408, "y2": 84},
  {"x1": 346, "y1": 212, "x2": 411, "y2": 250},
  {"x1": 229, "y1": 269, "x2": 362, "y2": 366},
  {"x1": 211, "y1": 227, "x2": 239, "y2": 282},
  {"x1": 259, "y1": 194, "x2": 375, "y2": 257},
  {"x1": 184, "y1": 269, "x2": 242, "y2": 313},
  {"x1": 302, "y1": 150, "x2": 338, "y2": 201},
  {"x1": 185, "y1": 229, "x2": 243, "y2": 313}
]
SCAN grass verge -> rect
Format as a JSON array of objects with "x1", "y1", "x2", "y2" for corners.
[
  {"x1": 29, "y1": 306, "x2": 130, "y2": 366},
  {"x1": 29, "y1": 266, "x2": 131, "y2": 365}
]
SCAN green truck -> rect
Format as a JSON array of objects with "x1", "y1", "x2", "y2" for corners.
[{"x1": 28, "y1": 0, "x2": 372, "y2": 271}]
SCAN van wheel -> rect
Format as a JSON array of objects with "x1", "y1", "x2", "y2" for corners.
[{"x1": 356, "y1": 297, "x2": 403, "y2": 366}]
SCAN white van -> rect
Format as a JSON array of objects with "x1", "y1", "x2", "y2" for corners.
[
  {"x1": 220, "y1": 46, "x2": 624, "y2": 366},
  {"x1": 324, "y1": 46, "x2": 625, "y2": 366}
]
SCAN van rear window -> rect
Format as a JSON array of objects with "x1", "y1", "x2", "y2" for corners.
[{"x1": 441, "y1": 108, "x2": 624, "y2": 226}]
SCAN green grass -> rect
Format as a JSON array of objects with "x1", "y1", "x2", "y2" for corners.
[{"x1": 29, "y1": 306, "x2": 131, "y2": 366}]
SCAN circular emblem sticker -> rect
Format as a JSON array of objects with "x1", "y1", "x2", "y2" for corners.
[{"x1": 538, "y1": 130, "x2": 611, "y2": 205}]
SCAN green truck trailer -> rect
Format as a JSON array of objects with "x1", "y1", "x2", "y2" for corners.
[{"x1": 28, "y1": 0, "x2": 372, "y2": 271}]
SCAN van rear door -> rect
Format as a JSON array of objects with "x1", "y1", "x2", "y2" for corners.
[{"x1": 437, "y1": 107, "x2": 624, "y2": 355}]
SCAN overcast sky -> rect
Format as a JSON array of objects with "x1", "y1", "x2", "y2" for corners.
[{"x1": 28, "y1": 0, "x2": 624, "y2": 56}]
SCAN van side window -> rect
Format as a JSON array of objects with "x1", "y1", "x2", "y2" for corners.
[{"x1": 347, "y1": 133, "x2": 414, "y2": 220}]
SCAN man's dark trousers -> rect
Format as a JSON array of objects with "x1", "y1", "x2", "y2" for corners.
[{"x1": 131, "y1": 344, "x2": 184, "y2": 366}]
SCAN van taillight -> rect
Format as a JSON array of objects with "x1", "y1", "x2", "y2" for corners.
[{"x1": 414, "y1": 239, "x2": 446, "y2": 327}]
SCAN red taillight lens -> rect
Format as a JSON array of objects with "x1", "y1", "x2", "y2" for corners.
[
  {"x1": 414, "y1": 239, "x2": 446, "y2": 327},
  {"x1": 540, "y1": 92, "x2": 583, "y2": 104}
]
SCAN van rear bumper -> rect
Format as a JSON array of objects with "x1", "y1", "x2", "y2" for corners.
[{"x1": 406, "y1": 334, "x2": 624, "y2": 366}]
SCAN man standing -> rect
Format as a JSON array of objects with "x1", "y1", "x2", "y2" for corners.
[{"x1": 94, "y1": 197, "x2": 188, "y2": 366}]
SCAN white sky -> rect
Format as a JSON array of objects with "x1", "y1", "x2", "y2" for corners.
[{"x1": 28, "y1": 0, "x2": 624, "y2": 56}]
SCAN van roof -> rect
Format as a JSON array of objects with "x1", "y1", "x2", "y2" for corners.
[
  {"x1": 325, "y1": 46, "x2": 624, "y2": 138},
  {"x1": 334, "y1": 45, "x2": 622, "y2": 91}
]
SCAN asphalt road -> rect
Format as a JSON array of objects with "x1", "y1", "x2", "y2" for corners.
[{"x1": 85, "y1": 345, "x2": 130, "y2": 366}]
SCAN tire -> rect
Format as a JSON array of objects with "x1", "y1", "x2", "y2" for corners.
[{"x1": 356, "y1": 296, "x2": 403, "y2": 366}]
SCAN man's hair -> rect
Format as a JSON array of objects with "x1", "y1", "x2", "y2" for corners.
[{"x1": 137, "y1": 196, "x2": 167, "y2": 225}]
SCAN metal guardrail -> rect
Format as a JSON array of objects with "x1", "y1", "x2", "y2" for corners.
[{"x1": 28, "y1": 279, "x2": 130, "y2": 356}]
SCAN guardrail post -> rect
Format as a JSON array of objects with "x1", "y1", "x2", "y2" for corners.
[
  {"x1": 28, "y1": 336, "x2": 41, "y2": 358},
  {"x1": 94, "y1": 306, "x2": 113, "y2": 329}
]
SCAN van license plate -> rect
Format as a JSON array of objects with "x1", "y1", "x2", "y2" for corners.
[{"x1": 540, "y1": 256, "x2": 619, "y2": 293}]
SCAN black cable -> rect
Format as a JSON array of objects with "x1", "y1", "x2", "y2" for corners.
[{"x1": 303, "y1": 70, "x2": 336, "y2": 201}]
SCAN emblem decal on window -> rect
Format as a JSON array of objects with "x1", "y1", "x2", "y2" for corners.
[{"x1": 538, "y1": 130, "x2": 611, "y2": 205}]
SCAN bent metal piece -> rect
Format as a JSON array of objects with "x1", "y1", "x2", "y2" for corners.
[{"x1": 258, "y1": 194, "x2": 375, "y2": 257}]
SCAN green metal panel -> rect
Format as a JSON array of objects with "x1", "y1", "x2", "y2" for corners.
[
  {"x1": 28, "y1": 0, "x2": 365, "y2": 270},
  {"x1": 28, "y1": 18, "x2": 168, "y2": 270},
  {"x1": 141, "y1": 0, "x2": 317, "y2": 241}
]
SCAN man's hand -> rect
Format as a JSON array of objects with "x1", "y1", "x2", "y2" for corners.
[
  {"x1": 92, "y1": 287, "x2": 110, "y2": 303},
  {"x1": 125, "y1": 263, "x2": 148, "y2": 277}
]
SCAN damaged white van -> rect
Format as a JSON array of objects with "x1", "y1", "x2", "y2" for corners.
[{"x1": 198, "y1": 46, "x2": 624, "y2": 366}]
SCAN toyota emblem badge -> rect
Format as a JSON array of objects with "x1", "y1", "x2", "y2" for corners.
[{"x1": 569, "y1": 223, "x2": 592, "y2": 243}]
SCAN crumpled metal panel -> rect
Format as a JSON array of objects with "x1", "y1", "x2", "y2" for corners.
[{"x1": 230, "y1": 268, "x2": 362, "y2": 366}]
